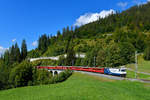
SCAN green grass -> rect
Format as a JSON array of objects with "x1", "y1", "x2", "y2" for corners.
[
  {"x1": 127, "y1": 70, "x2": 150, "y2": 80},
  {"x1": 127, "y1": 54, "x2": 150, "y2": 73},
  {"x1": 126, "y1": 54, "x2": 150, "y2": 80},
  {"x1": 0, "y1": 72, "x2": 150, "y2": 100}
]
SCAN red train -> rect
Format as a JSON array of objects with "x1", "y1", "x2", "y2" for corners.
[
  {"x1": 37, "y1": 66, "x2": 127, "y2": 77},
  {"x1": 37, "y1": 66, "x2": 105, "y2": 74}
]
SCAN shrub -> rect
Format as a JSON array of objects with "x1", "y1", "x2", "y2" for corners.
[
  {"x1": 32, "y1": 68, "x2": 53, "y2": 85},
  {"x1": 56, "y1": 70, "x2": 73, "y2": 82},
  {"x1": 9, "y1": 61, "x2": 33, "y2": 88},
  {"x1": 8, "y1": 60, "x2": 73, "y2": 88}
]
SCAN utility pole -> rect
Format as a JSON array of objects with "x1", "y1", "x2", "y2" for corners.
[
  {"x1": 94, "y1": 56, "x2": 96, "y2": 67},
  {"x1": 135, "y1": 51, "x2": 138, "y2": 79},
  {"x1": 72, "y1": 60, "x2": 74, "y2": 66}
]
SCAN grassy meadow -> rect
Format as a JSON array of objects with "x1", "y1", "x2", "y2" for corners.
[
  {"x1": 126, "y1": 70, "x2": 150, "y2": 80},
  {"x1": 127, "y1": 54, "x2": 150, "y2": 73},
  {"x1": 0, "y1": 72, "x2": 150, "y2": 100},
  {"x1": 126, "y1": 54, "x2": 150, "y2": 80}
]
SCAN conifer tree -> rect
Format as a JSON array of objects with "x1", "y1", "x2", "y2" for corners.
[
  {"x1": 65, "y1": 47, "x2": 76, "y2": 66},
  {"x1": 21, "y1": 39, "x2": 27, "y2": 60},
  {"x1": 3, "y1": 50, "x2": 10, "y2": 65},
  {"x1": 57, "y1": 30, "x2": 61, "y2": 37},
  {"x1": 14, "y1": 43, "x2": 21, "y2": 62},
  {"x1": 9, "y1": 45, "x2": 15, "y2": 64},
  {"x1": 38, "y1": 34, "x2": 49, "y2": 53}
]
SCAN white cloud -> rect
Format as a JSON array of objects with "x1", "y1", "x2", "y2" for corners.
[
  {"x1": 12, "y1": 39, "x2": 16, "y2": 42},
  {"x1": 132, "y1": 0, "x2": 147, "y2": 5},
  {"x1": 0, "y1": 46, "x2": 8, "y2": 56},
  {"x1": 117, "y1": 2, "x2": 128, "y2": 9},
  {"x1": 32, "y1": 41, "x2": 38, "y2": 47},
  {"x1": 74, "y1": 9, "x2": 115, "y2": 26}
]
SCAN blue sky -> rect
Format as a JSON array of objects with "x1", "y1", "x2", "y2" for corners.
[{"x1": 0, "y1": 0, "x2": 149, "y2": 54}]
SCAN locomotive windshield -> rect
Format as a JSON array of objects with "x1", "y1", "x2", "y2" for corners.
[{"x1": 121, "y1": 69, "x2": 126, "y2": 72}]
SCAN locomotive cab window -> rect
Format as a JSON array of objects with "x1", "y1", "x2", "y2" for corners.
[{"x1": 121, "y1": 69, "x2": 126, "y2": 72}]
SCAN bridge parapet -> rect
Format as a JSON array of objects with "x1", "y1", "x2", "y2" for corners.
[{"x1": 29, "y1": 53, "x2": 85, "y2": 62}]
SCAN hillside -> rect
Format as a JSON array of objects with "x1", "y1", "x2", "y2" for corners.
[
  {"x1": 77, "y1": 2, "x2": 150, "y2": 38},
  {"x1": 0, "y1": 73, "x2": 150, "y2": 100},
  {"x1": 25, "y1": 2, "x2": 150, "y2": 67}
]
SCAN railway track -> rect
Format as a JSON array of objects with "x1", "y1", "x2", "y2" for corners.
[
  {"x1": 37, "y1": 66, "x2": 150, "y2": 83},
  {"x1": 78, "y1": 71, "x2": 150, "y2": 83}
]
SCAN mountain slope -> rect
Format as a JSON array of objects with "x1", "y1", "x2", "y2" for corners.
[
  {"x1": 76, "y1": 2, "x2": 150, "y2": 38},
  {"x1": 27, "y1": 2, "x2": 150, "y2": 67}
]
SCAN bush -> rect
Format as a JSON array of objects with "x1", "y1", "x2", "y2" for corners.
[
  {"x1": 56, "y1": 70, "x2": 73, "y2": 82},
  {"x1": 9, "y1": 61, "x2": 33, "y2": 88},
  {"x1": 32, "y1": 68, "x2": 53, "y2": 85},
  {"x1": 0, "y1": 60, "x2": 9, "y2": 89},
  {"x1": 31, "y1": 59, "x2": 57, "y2": 66},
  {"x1": 7, "y1": 60, "x2": 73, "y2": 88}
]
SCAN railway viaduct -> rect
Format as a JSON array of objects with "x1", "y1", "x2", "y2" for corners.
[{"x1": 47, "y1": 69, "x2": 63, "y2": 76}]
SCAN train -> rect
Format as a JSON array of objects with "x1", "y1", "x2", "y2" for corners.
[{"x1": 37, "y1": 66, "x2": 127, "y2": 77}]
